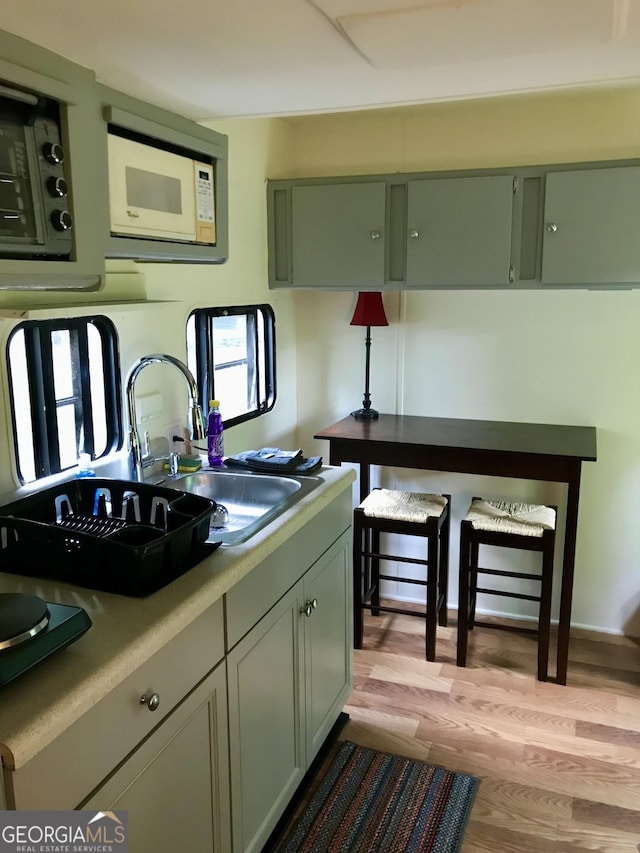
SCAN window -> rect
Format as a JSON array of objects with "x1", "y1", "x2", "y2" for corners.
[
  {"x1": 186, "y1": 304, "x2": 276, "y2": 427},
  {"x1": 7, "y1": 317, "x2": 122, "y2": 484}
]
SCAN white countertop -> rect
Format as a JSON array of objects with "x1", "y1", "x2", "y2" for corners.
[{"x1": 0, "y1": 465, "x2": 355, "y2": 770}]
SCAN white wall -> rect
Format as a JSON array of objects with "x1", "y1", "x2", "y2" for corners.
[{"x1": 289, "y1": 87, "x2": 640, "y2": 636}]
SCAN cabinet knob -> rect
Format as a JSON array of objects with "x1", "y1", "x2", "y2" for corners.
[
  {"x1": 300, "y1": 598, "x2": 318, "y2": 618},
  {"x1": 546, "y1": 222, "x2": 558, "y2": 233},
  {"x1": 140, "y1": 691, "x2": 160, "y2": 712},
  {"x1": 409, "y1": 229, "x2": 420, "y2": 239},
  {"x1": 370, "y1": 230, "x2": 381, "y2": 240}
]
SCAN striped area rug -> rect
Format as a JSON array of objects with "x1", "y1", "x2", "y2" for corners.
[{"x1": 275, "y1": 740, "x2": 479, "y2": 852}]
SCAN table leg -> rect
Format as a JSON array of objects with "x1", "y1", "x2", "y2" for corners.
[
  {"x1": 556, "y1": 464, "x2": 582, "y2": 685},
  {"x1": 359, "y1": 462, "x2": 371, "y2": 504}
]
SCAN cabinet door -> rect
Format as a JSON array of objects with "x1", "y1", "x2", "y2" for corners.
[
  {"x1": 82, "y1": 663, "x2": 230, "y2": 853},
  {"x1": 227, "y1": 583, "x2": 305, "y2": 853},
  {"x1": 541, "y1": 166, "x2": 640, "y2": 285},
  {"x1": 291, "y1": 183, "x2": 386, "y2": 287},
  {"x1": 304, "y1": 531, "x2": 352, "y2": 760},
  {"x1": 406, "y1": 175, "x2": 514, "y2": 286}
]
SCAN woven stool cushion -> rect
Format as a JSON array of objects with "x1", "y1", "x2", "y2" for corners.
[
  {"x1": 360, "y1": 489, "x2": 448, "y2": 523},
  {"x1": 465, "y1": 498, "x2": 556, "y2": 537}
]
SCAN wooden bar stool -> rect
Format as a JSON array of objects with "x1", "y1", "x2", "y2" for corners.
[
  {"x1": 457, "y1": 497, "x2": 557, "y2": 681},
  {"x1": 353, "y1": 488, "x2": 450, "y2": 662}
]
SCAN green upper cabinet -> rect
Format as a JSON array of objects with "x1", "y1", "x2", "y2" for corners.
[
  {"x1": 290, "y1": 182, "x2": 386, "y2": 288},
  {"x1": 541, "y1": 166, "x2": 640, "y2": 286},
  {"x1": 268, "y1": 161, "x2": 640, "y2": 291},
  {"x1": 406, "y1": 175, "x2": 515, "y2": 286}
]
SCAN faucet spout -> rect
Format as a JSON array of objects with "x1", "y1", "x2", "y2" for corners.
[{"x1": 125, "y1": 353, "x2": 206, "y2": 482}]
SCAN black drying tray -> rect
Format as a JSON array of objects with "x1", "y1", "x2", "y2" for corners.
[{"x1": 0, "y1": 479, "x2": 219, "y2": 597}]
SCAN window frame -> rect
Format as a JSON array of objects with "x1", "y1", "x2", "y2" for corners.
[
  {"x1": 6, "y1": 316, "x2": 122, "y2": 484},
  {"x1": 187, "y1": 304, "x2": 276, "y2": 429}
]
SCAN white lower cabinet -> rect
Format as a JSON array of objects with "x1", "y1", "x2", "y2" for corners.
[
  {"x1": 83, "y1": 662, "x2": 231, "y2": 853},
  {"x1": 227, "y1": 530, "x2": 352, "y2": 853},
  {"x1": 1, "y1": 488, "x2": 353, "y2": 853}
]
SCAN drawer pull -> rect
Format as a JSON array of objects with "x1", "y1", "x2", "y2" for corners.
[{"x1": 140, "y1": 691, "x2": 160, "y2": 712}]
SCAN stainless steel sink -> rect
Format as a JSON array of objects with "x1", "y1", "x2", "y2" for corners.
[{"x1": 167, "y1": 468, "x2": 322, "y2": 544}]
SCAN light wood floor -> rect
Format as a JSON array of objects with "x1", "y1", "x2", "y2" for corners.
[{"x1": 339, "y1": 605, "x2": 640, "y2": 852}]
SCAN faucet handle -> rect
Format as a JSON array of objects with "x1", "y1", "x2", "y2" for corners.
[{"x1": 148, "y1": 451, "x2": 181, "y2": 477}]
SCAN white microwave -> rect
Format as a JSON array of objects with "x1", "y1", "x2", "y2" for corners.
[{"x1": 107, "y1": 133, "x2": 216, "y2": 245}]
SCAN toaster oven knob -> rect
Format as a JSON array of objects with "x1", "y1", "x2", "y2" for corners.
[
  {"x1": 50, "y1": 209, "x2": 73, "y2": 232},
  {"x1": 47, "y1": 176, "x2": 69, "y2": 198},
  {"x1": 42, "y1": 141, "x2": 64, "y2": 165}
]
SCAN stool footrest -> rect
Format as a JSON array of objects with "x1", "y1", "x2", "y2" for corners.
[
  {"x1": 476, "y1": 586, "x2": 542, "y2": 603},
  {"x1": 362, "y1": 602, "x2": 428, "y2": 619},
  {"x1": 477, "y1": 566, "x2": 543, "y2": 582},
  {"x1": 472, "y1": 619, "x2": 539, "y2": 637},
  {"x1": 377, "y1": 574, "x2": 428, "y2": 587},
  {"x1": 362, "y1": 551, "x2": 430, "y2": 567}
]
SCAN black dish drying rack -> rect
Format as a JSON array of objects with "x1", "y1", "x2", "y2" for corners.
[{"x1": 0, "y1": 479, "x2": 217, "y2": 596}]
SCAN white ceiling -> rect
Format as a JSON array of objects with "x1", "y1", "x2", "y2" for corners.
[{"x1": 2, "y1": 0, "x2": 640, "y2": 120}]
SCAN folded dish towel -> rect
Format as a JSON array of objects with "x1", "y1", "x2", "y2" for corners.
[{"x1": 224, "y1": 448, "x2": 322, "y2": 475}]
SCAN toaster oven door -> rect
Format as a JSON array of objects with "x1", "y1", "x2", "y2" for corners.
[{"x1": 0, "y1": 119, "x2": 40, "y2": 245}]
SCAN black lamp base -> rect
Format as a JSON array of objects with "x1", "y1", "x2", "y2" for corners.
[{"x1": 351, "y1": 407, "x2": 379, "y2": 420}]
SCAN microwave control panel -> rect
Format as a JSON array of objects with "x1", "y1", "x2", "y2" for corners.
[{"x1": 194, "y1": 162, "x2": 215, "y2": 244}]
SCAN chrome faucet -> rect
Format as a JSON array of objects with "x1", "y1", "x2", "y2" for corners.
[{"x1": 125, "y1": 353, "x2": 206, "y2": 482}]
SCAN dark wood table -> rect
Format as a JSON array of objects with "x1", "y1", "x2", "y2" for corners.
[{"x1": 314, "y1": 414, "x2": 597, "y2": 685}]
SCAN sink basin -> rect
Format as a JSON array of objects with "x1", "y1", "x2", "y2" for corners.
[{"x1": 167, "y1": 469, "x2": 322, "y2": 544}]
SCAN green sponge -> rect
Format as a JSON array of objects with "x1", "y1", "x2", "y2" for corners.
[{"x1": 163, "y1": 456, "x2": 202, "y2": 473}]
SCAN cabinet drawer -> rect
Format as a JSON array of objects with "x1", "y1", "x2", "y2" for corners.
[{"x1": 7, "y1": 598, "x2": 224, "y2": 810}]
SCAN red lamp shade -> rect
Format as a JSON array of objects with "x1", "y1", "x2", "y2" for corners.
[{"x1": 349, "y1": 292, "x2": 389, "y2": 327}]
